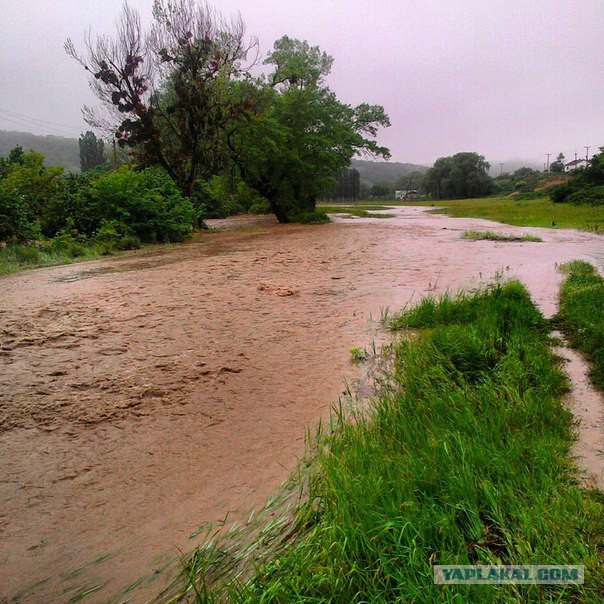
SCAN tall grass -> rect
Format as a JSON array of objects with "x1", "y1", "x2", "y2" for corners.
[
  {"x1": 556, "y1": 261, "x2": 604, "y2": 391},
  {"x1": 166, "y1": 282, "x2": 603, "y2": 603}
]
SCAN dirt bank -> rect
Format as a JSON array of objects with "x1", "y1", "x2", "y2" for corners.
[{"x1": 0, "y1": 207, "x2": 602, "y2": 602}]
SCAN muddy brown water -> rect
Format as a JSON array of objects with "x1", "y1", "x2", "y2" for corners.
[{"x1": 1, "y1": 207, "x2": 602, "y2": 602}]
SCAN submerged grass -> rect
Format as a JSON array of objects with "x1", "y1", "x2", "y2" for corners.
[
  {"x1": 556, "y1": 261, "x2": 604, "y2": 391},
  {"x1": 166, "y1": 281, "x2": 603, "y2": 603},
  {"x1": 318, "y1": 204, "x2": 396, "y2": 219},
  {"x1": 462, "y1": 230, "x2": 543, "y2": 242}
]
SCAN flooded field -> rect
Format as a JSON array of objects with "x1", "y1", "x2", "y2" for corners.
[{"x1": 1, "y1": 206, "x2": 602, "y2": 602}]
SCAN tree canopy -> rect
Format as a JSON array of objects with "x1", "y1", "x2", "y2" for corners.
[
  {"x1": 79, "y1": 131, "x2": 106, "y2": 172},
  {"x1": 66, "y1": 1, "x2": 390, "y2": 223},
  {"x1": 423, "y1": 152, "x2": 494, "y2": 199}
]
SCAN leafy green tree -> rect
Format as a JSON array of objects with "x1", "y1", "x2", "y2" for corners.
[
  {"x1": 228, "y1": 37, "x2": 390, "y2": 222},
  {"x1": 327, "y1": 168, "x2": 360, "y2": 202},
  {"x1": 512, "y1": 166, "x2": 539, "y2": 179},
  {"x1": 0, "y1": 150, "x2": 64, "y2": 240},
  {"x1": 0, "y1": 145, "x2": 25, "y2": 178},
  {"x1": 424, "y1": 152, "x2": 494, "y2": 199},
  {"x1": 78, "y1": 131, "x2": 106, "y2": 172},
  {"x1": 394, "y1": 170, "x2": 425, "y2": 193},
  {"x1": 370, "y1": 183, "x2": 391, "y2": 198},
  {"x1": 65, "y1": 0, "x2": 257, "y2": 204},
  {"x1": 550, "y1": 152, "x2": 565, "y2": 173}
]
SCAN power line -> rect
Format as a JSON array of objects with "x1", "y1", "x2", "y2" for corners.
[
  {"x1": 0, "y1": 114, "x2": 79, "y2": 138},
  {"x1": 0, "y1": 107, "x2": 83, "y2": 132}
]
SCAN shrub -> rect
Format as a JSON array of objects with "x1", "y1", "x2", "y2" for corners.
[
  {"x1": 293, "y1": 210, "x2": 330, "y2": 224},
  {"x1": 566, "y1": 185, "x2": 604, "y2": 206},
  {"x1": 249, "y1": 199, "x2": 272, "y2": 214},
  {"x1": 88, "y1": 166, "x2": 195, "y2": 242}
]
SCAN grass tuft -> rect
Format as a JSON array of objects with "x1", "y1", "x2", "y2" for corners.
[{"x1": 462, "y1": 230, "x2": 542, "y2": 242}]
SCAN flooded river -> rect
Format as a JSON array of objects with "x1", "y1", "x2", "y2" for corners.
[{"x1": 0, "y1": 206, "x2": 602, "y2": 601}]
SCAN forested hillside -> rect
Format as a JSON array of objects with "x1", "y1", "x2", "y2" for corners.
[
  {"x1": 351, "y1": 159, "x2": 428, "y2": 187},
  {"x1": 0, "y1": 130, "x2": 80, "y2": 172}
]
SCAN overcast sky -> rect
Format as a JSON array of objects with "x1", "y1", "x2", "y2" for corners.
[{"x1": 1, "y1": 0, "x2": 602, "y2": 168}]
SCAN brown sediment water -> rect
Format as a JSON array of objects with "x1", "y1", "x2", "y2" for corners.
[{"x1": 0, "y1": 207, "x2": 602, "y2": 602}]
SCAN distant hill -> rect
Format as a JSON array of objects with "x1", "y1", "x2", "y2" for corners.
[
  {"x1": 0, "y1": 130, "x2": 430, "y2": 185},
  {"x1": 0, "y1": 130, "x2": 80, "y2": 173},
  {"x1": 351, "y1": 159, "x2": 428, "y2": 187}
]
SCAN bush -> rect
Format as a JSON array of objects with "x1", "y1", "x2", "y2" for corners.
[
  {"x1": 293, "y1": 210, "x2": 330, "y2": 224},
  {"x1": 566, "y1": 185, "x2": 604, "y2": 206},
  {"x1": 249, "y1": 199, "x2": 272, "y2": 214},
  {"x1": 87, "y1": 166, "x2": 195, "y2": 242},
  {"x1": 549, "y1": 180, "x2": 581, "y2": 203},
  {"x1": 192, "y1": 176, "x2": 247, "y2": 219},
  {"x1": 47, "y1": 231, "x2": 87, "y2": 258}
]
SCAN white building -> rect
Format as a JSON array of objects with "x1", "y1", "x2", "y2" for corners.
[{"x1": 564, "y1": 159, "x2": 589, "y2": 172}]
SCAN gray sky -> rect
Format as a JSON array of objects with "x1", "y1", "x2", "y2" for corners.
[{"x1": 1, "y1": 0, "x2": 602, "y2": 168}]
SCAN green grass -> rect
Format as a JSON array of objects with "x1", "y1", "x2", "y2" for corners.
[
  {"x1": 0, "y1": 241, "x2": 108, "y2": 276},
  {"x1": 556, "y1": 261, "x2": 604, "y2": 391},
  {"x1": 462, "y1": 230, "x2": 543, "y2": 242},
  {"x1": 167, "y1": 281, "x2": 603, "y2": 603},
  {"x1": 411, "y1": 196, "x2": 604, "y2": 232}
]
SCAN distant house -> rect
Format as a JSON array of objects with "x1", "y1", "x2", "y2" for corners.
[
  {"x1": 564, "y1": 159, "x2": 589, "y2": 172},
  {"x1": 395, "y1": 189, "x2": 419, "y2": 200}
]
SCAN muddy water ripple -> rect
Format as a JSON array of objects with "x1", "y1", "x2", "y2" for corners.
[{"x1": 0, "y1": 207, "x2": 602, "y2": 601}]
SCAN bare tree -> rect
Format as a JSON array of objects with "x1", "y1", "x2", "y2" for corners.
[{"x1": 65, "y1": 0, "x2": 258, "y2": 197}]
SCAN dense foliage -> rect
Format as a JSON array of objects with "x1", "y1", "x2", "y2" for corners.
[
  {"x1": 66, "y1": 1, "x2": 391, "y2": 224},
  {"x1": 549, "y1": 147, "x2": 604, "y2": 205},
  {"x1": 424, "y1": 151, "x2": 494, "y2": 199},
  {"x1": 0, "y1": 146, "x2": 195, "y2": 246},
  {"x1": 79, "y1": 131, "x2": 106, "y2": 172}
]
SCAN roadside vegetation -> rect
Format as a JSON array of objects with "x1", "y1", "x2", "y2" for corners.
[
  {"x1": 462, "y1": 230, "x2": 542, "y2": 242},
  {"x1": 556, "y1": 261, "x2": 604, "y2": 391},
  {"x1": 165, "y1": 281, "x2": 603, "y2": 603}
]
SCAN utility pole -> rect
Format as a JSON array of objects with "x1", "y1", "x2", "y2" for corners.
[
  {"x1": 546, "y1": 153, "x2": 551, "y2": 172},
  {"x1": 499, "y1": 163, "x2": 504, "y2": 176},
  {"x1": 585, "y1": 146, "x2": 591, "y2": 165}
]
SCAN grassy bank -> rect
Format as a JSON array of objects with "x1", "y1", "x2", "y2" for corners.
[
  {"x1": 413, "y1": 196, "x2": 604, "y2": 232},
  {"x1": 168, "y1": 282, "x2": 603, "y2": 603},
  {"x1": 556, "y1": 261, "x2": 604, "y2": 391},
  {"x1": 0, "y1": 239, "x2": 109, "y2": 276}
]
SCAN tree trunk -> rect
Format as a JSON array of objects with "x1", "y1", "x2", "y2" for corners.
[{"x1": 270, "y1": 200, "x2": 289, "y2": 223}]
